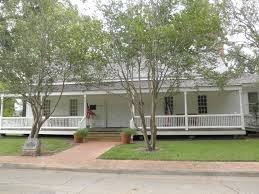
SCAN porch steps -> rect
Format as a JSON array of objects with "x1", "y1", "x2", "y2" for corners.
[{"x1": 86, "y1": 131, "x2": 121, "y2": 142}]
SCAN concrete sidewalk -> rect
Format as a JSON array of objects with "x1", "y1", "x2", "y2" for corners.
[{"x1": 1, "y1": 141, "x2": 259, "y2": 176}]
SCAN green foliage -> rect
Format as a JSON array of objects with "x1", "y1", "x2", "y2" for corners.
[
  {"x1": 224, "y1": 0, "x2": 259, "y2": 74},
  {"x1": 0, "y1": 0, "x2": 105, "y2": 138},
  {"x1": 121, "y1": 128, "x2": 137, "y2": 135},
  {"x1": 0, "y1": 83, "x2": 4, "y2": 92},
  {"x1": 3, "y1": 98, "x2": 15, "y2": 117},
  {"x1": 0, "y1": 0, "x2": 104, "y2": 95},
  {"x1": 102, "y1": 0, "x2": 223, "y2": 74},
  {"x1": 0, "y1": 83, "x2": 14, "y2": 117},
  {"x1": 74, "y1": 128, "x2": 89, "y2": 138},
  {"x1": 100, "y1": 0, "x2": 224, "y2": 150}
]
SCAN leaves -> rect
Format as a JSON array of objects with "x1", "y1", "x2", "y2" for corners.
[
  {"x1": 0, "y1": 0, "x2": 105, "y2": 138},
  {"x1": 224, "y1": 0, "x2": 259, "y2": 74},
  {"x1": 100, "y1": 0, "x2": 223, "y2": 150}
]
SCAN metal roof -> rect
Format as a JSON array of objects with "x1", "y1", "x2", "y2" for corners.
[{"x1": 52, "y1": 73, "x2": 259, "y2": 93}]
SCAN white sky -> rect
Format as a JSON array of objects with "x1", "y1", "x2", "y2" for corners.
[{"x1": 70, "y1": 0, "x2": 100, "y2": 17}]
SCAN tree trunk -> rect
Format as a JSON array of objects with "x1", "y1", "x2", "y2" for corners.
[
  {"x1": 23, "y1": 105, "x2": 42, "y2": 156},
  {"x1": 150, "y1": 94, "x2": 157, "y2": 151},
  {"x1": 22, "y1": 118, "x2": 41, "y2": 156},
  {"x1": 139, "y1": 113, "x2": 152, "y2": 151},
  {"x1": 30, "y1": 121, "x2": 38, "y2": 138}
]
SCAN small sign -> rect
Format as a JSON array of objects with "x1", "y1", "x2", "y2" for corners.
[{"x1": 23, "y1": 138, "x2": 40, "y2": 150}]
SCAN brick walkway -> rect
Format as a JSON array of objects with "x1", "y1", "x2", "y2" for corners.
[
  {"x1": 0, "y1": 141, "x2": 118, "y2": 168},
  {"x1": 1, "y1": 141, "x2": 259, "y2": 173}
]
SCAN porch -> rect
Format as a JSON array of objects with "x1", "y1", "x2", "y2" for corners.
[
  {"x1": 133, "y1": 114, "x2": 245, "y2": 135},
  {"x1": 0, "y1": 116, "x2": 85, "y2": 135},
  {"x1": 0, "y1": 88, "x2": 248, "y2": 135},
  {"x1": 0, "y1": 114, "x2": 246, "y2": 135},
  {"x1": 0, "y1": 93, "x2": 130, "y2": 135},
  {"x1": 131, "y1": 89, "x2": 246, "y2": 135}
]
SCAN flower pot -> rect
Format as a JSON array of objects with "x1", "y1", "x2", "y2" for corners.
[
  {"x1": 73, "y1": 134, "x2": 85, "y2": 143},
  {"x1": 120, "y1": 132, "x2": 131, "y2": 144}
]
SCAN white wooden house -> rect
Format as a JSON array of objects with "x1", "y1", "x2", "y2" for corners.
[{"x1": 1, "y1": 74, "x2": 259, "y2": 136}]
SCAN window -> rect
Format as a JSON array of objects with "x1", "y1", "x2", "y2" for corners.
[
  {"x1": 43, "y1": 99, "x2": 50, "y2": 116},
  {"x1": 248, "y1": 92, "x2": 258, "y2": 113},
  {"x1": 22, "y1": 100, "x2": 27, "y2": 117},
  {"x1": 198, "y1": 95, "x2": 207, "y2": 114},
  {"x1": 165, "y1": 97, "x2": 173, "y2": 115},
  {"x1": 90, "y1": 105, "x2": 96, "y2": 110},
  {"x1": 70, "y1": 99, "x2": 78, "y2": 116}
]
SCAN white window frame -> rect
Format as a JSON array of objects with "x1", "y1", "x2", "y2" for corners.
[
  {"x1": 198, "y1": 95, "x2": 207, "y2": 114},
  {"x1": 248, "y1": 92, "x2": 258, "y2": 114},
  {"x1": 43, "y1": 99, "x2": 51, "y2": 116},
  {"x1": 165, "y1": 96, "x2": 173, "y2": 115},
  {"x1": 70, "y1": 99, "x2": 78, "y2": 116}
]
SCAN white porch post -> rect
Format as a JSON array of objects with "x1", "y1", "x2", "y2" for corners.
[
  {"x1": 83, "y1": 94, "x2": 87, "y2": 128},
  {"x1": 131, "y1": 97, "x2": 135, "y2": 116},
  {"x1": 184, "y1": 91, "x2": 188, "y2": 131},
  {"x1": 40, "y1": 95, "x2": 43, "y2": 132},
  {"x1": 239, "y1": 89, "x2": 245, "y2": 130},
  {"x1": 0, "y1": 95, "x2": 3, "y2": 130},
  {"x1": 83, "y1": 94, "x2": 87, "y2": 117}
]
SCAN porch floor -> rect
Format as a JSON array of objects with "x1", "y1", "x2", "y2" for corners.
[
  {"x1": 139, "y1": 128, "x2": 246, "y2": 136},
  {"x1": 0, "y1": 128, "x2": 246, "y2": 136}
]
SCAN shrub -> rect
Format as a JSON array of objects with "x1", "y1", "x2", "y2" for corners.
[
  {"x1": 74, "y1": 128, "x2": 89, "y2": 138},
  {"x1": 121, "y1": 128, "x2": 137, "y2": 135}
]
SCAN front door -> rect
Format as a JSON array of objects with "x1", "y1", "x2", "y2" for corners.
[{"x1": 107, "y1": 96, "x2": 131, "y2": 128}]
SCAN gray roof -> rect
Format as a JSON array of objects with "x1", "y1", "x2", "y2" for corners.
[{"x1": 55, "y1": 73, "x2": 259, "y2": 93}]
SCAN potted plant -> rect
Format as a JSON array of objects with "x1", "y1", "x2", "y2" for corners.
[
  {"x1": 120, "y1": 128, "x2": 136, "y2": 144},
  {"x1": 73, "y1": 128, "x2": 89, "y2": 143}
]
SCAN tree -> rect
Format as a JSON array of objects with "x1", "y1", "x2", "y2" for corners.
[
  {"x1": 0, "y1": 83, "x2": 15, "y2": 117},
  {"x1": 0, "y1": 0, "x2": 104, "y2": 154},
  {"x1": 3, "y1": 98, "x2": 15, "y2": 117},
  {"x1": 100, "y1": 0, "x2": 223, "y2": 151},
  {"x1": 0, "y1": 78, "x2": 18, "y2": 126},
  {"x1": 223, "y1": 0, "x2": 259, "y2": 73}
]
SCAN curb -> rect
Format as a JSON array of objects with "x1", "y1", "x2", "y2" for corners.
[{"x1": 1, "y1": 163, "x2": 259, "y2": 177}]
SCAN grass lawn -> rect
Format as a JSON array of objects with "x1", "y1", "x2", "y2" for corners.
[
  {"x1": 100, "y1": 139, "x2": 259, "y2": 161},
  {"x1": 0, "y1": 136, "x2": 73, "y2": 156}
]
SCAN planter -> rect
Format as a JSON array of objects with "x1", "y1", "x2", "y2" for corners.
[
  {"x1": 73, "y1": 134, "x2": 86, "y2": 143},
  {"x1": 73, "y1": 128, "x2": 89, "y2": 143},
  {"x1": 120, "y1": 132, "x2": 131, "y2": 144}
]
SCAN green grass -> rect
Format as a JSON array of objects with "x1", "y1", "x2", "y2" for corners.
[
  {"x1": 100, "y1": 139, "x2": 259, "y2": 161},
  {"x1": 0, "y1": 136, "x2": 73, "y2": 156}
]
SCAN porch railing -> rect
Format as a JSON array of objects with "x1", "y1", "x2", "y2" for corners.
[
  {"x1": 42, "y1": 117, "x2": 84, "y2": 129},
  {"x1": 188, "y1": 114, "x2": 242, "y2": 128},
  {"x1": 244, "y1": 115, "x2": 259, "y2": 128},
  {"x1": 1, "y1": 117, "x2": 33, "y2": 129},
  {"x1": 0, "y1": 116, "x2": 84, "y2": 130},
  {"x1": 133, "y1": 114, "x2": 242, "y2": 129},
  {"x1": 134, "y1": 115, "x2": 186, "y2": 129}
]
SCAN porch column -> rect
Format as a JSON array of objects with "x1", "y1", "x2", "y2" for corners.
[
  {"x1": 40, "y1": 95, "x2": 43, "y2": 132},
  {"x1": 82, "y1": 94, "x2": 87, "y2": 127},
  {"x1": 131, "y1": 93, "x2": 135, "y2": 116},
  {"x1": 184, "y1": 91, "x2": 188, "y2": 131},
  {"x1": 239, "y1": 89, "x2": 245, "y2": 130},
  {"x1": 83, "y1": 94, "x2": 87, "y2": 117},
  {"x1": 0, "y1": 95, "x2": 4, "y2": 130}
]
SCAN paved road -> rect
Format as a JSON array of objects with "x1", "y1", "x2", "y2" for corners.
[{"x1": 0, "y1": 168, "x2": 259, "y2": 194}]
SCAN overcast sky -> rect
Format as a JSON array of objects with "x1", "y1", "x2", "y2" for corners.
[{"x1": 70, "y1": 0, "x2": 100, "y2": 17}]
